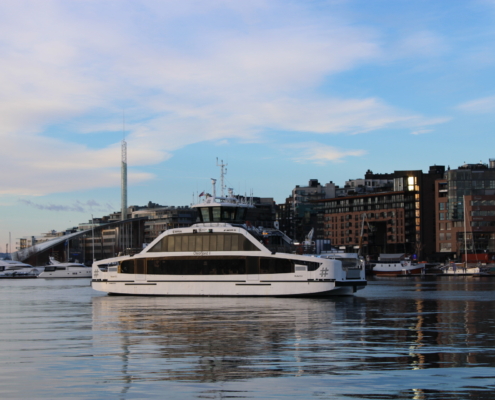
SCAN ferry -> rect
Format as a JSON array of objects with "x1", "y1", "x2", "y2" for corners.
[{"x1": 92, "y1": 179, "x2": 366, "y2": 297}]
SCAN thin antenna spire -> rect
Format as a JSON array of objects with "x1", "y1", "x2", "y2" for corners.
[
  {"x1": 121, "y1": 111, "x2": 128, "y2": 221},
  {"x1": 216, "y1": 158, "x2": 228, "y2": 197},
  {"x1": 123, "y1": 109, "x2": 126, "y2": 140}
]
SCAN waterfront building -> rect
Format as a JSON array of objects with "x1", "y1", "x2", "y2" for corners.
[
  {"x1": 278, "y1": 180, "x2": 336, "y2": 242},
  {"x1": 435, "y1": 159, "x2": 495, "y2": 259},
  {"x1": 321, "y1": 166, "x2": 444, "y2": 259}
]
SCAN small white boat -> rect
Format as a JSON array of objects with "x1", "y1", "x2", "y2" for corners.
[
  {"x1": 441, "y1": 263, "x2": 480, "y2": 275},
  {"x1": 38, "y1": 257, "x2": 91, "y2": 278},
  {"x1": 372, "y1": 254, "x2": 425, "y2": 276},
  {"x1": 0, "y1": 259, "x2": 41, "y2": 278}
]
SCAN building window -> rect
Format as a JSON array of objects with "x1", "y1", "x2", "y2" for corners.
[{"x1": 440, "y1": 243, "x2": 452, "y2": 252}]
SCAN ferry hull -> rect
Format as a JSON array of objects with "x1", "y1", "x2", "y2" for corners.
[{"x1": 92, "y1": 278, "x2": 366, "y2": 297}]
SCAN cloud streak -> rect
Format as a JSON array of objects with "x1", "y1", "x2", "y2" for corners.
[
  {"x1": 457, "y1": 96, "x2": 495, "y2": 114},
  {"x1": 288, "y1": 142, "x2": 367, "y2": 165},
  {"x1": 18, "y1": 199, "x2": 114, "y2": 213}
]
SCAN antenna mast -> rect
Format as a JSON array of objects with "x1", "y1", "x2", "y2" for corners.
[
  {"x1": 216, "y1": 158, "x2": 227, "y2": 197},
  {"x1": 121, "y1": 111, "x2": 128, "y2": 221}
]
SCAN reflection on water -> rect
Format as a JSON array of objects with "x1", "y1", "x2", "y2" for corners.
[{"x1": 0, "y1": 277, "x2": 494, "y2": 399}]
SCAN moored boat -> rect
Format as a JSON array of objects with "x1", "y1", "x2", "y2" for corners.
[
  {"x1": 440, "y1": 262, "x2": 480, "y2": 275},
  {"x1": 0, "y1": 259, "x2": 41, "y2": 278},
  {"x1": 38, "y1": 257, "x2": 91, "y2": 278},
  {"x1": 372, "y1": 254, "x2": 425, "y2": 276}
]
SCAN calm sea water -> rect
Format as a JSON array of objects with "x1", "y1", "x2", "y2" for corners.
[{"x1": 0, "y1": 276, "x2": 494, "y2": 399}]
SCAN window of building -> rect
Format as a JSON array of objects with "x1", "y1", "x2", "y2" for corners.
[{"x1": 440, "y1": 243, "x2": 452, "y2": 252}]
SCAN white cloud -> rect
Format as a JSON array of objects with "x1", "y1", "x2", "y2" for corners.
[
  {"x1": 411, "y1": 129, "x2": 433, "y2": 135},
  {"x1": 457, "y1": 96, "x2": 495, "y2": 114},
  {"x1": 18, "y1": 198, "x2": 114, "y2": 213},
  {"x1": 0, "y1": 0, "x2": 448, "y2": 196},
  {"x1": 394, "y1": 31, "x2": 449, "y2": 58},
  {"x1": 288, "y1": 142, "x2": 366, "y2": 165}
]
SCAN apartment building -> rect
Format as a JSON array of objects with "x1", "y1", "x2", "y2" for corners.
[{"x1": 435, "y1": 160, "x2": 495, "y2": 259}]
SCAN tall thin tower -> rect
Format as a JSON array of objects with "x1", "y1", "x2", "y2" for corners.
[{"x1": 121, "y1": 115, "x2": 128, "y2": 221}]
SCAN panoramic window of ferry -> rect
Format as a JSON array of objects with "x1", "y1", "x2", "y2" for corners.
[
  {"x1": 146, "y1": 257, "x2": 247, "y2": 275},
  {"x1": 148, "y1": 233, "x2": 259, "y2": 252},
  {"x1": 136, "y1": 258, "x2": 145, "y2": 274},
  {"x1": 259, "y1": 258, "x2": 294, "y2": 274},
  {"x1": 120, "y1": 259, "x2": 135, "y2": 274}
]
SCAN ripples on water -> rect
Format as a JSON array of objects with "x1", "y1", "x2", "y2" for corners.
[{"x1": 0, "y1": 277, "x2": 494, "y2": 399}]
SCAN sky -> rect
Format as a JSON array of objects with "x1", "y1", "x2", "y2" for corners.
[{"x1": 1, "y1": 0, "x2": 495, "y2": 252}]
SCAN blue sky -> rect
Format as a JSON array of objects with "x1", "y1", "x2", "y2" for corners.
[{"x1": 1, "y1": 0, "x2": 495, "y2": 251}]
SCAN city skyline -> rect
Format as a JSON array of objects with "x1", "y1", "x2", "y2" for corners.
[{"x1": 1, "y1": 1, "x2": 495, "y2": 251}]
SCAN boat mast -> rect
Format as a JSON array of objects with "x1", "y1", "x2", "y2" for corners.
[
  {"x1": 464, "y1": 196, "x2": 468, "y2": 267},
  {"x1": 216, "y1": 158, "x2": 227, "y2": 197},
  {"x1": 91, "y1": 214, "x2": 95, "y2": 261},
  {"x1": 358, "y1": 213, "x2": 365, "y2": 257}
]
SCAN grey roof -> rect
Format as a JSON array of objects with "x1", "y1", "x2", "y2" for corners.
[{"x1": 13, "y1": 230, "x2": 91, "y2": 261}]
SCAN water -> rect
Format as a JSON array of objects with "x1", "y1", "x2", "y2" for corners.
[{"x1": 1, "y1": 277, "x2": 494, "y2": 399}]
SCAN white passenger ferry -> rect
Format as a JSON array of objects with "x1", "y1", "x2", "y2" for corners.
[{"x1": 92, "y1": 180, "x2": 366, "y2": 297}]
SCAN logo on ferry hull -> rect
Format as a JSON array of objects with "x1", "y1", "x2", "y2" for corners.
[{"x1": 320, "y1": 267, "x2": 328, "y2": 278}]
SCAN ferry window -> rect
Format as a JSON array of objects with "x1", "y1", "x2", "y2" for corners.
[
  {"x1": 168, "y1": 236, "x2": 175, "y2": 252},
  {"x1": 242, "y1": 236, "x2": 256, "y2": 251},
  {"x1": 195, "y1": 235, "x2": 202, "y2": 251},
  {"x1": 188, "y1": 236, "x2": 195, "y2": 251},
  {"x1": 231, "y1": 235, "x2": 239, "y2": 251},
  {"x1": 224, "y1": 234, "x2": 232, "y2": 250},
  {"x1": 236, "y1": 208, "x2": 247, "y2": 221},
  {"x1": 210, "y1": 235, "x2": 217, "y2": 250},
  {"x1": 246, "y1": 257, "x2": 259, "y2": 274},
  {"x1": 259, "y1": 258, "x2": 294, "y2": 274},
  {"x1": 174, "y1": 236, "x2": 183, "y2": 252},
  {"x1": 150, "y1": 240, "x2": 162, "y2": 252},
  {"x1": 222, "y1": 207, "x2": 235, "y2": 221},
  {"x1": 182, "y1": 235, "x2": 189, "y2": 251},
  {"x1": 201, "y1": 208, "x2": 211, "y2": 222},
  {"x1": 148, "y1": 233, "x2": 260, "y2": 252},
  {"x1": 212, "y1": 207, "x2": 221, "y2": 221},
  {"x1": 120, "y1": 260, "x2": 134, "y2": 274},
  {"x1": 216, "y1": 234, "x2": 225, "y2": 251},
  {"x1": 202, "y1": 235, "x2": 210, "y2": 252},
  {"x1": 136, "y1": 259, "x2": 145, "y2": 274},
  {"x1": 144, "y1": 257, "x2": 248, "y2": 275}
]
